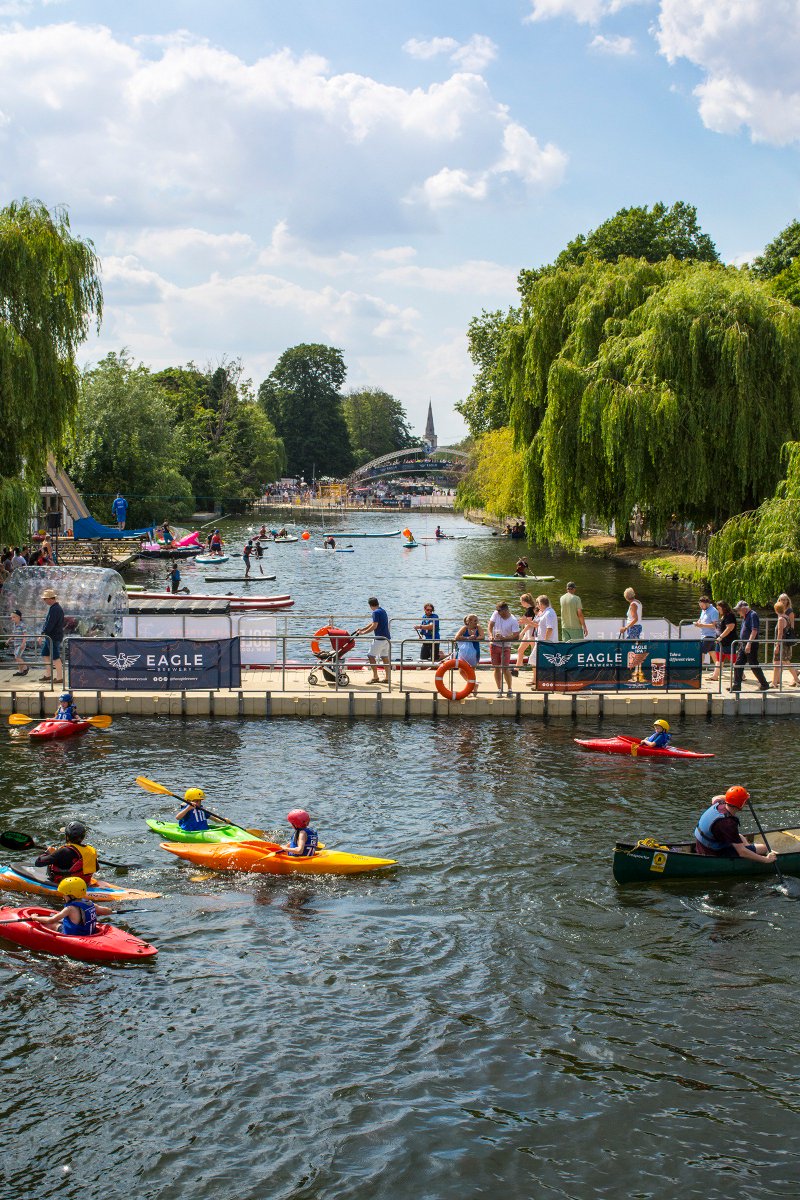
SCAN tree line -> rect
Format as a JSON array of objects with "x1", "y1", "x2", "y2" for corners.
[
  {"x1": 0, "y1": 197, "x2": 420, "y2": 537},
  {"x1": 456, "y1": 203, "x2": 800, "y2": 596}
]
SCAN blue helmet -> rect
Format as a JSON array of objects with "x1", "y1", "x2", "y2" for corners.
[{"x1": 60, "y1": 691, "x2": 72, "y2": 703}]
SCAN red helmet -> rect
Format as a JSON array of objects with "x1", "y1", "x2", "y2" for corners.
[
  {"x1": 725, "y1": 786, "x2": 750, "y2": 809},
  {"x1": 287, "y1": 809, "x2": 310, "y2": 829}
]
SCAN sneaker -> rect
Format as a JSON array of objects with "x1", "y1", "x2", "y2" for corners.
[
  {"x1": 496, "y1": 689, "x2": 504, "y2": 697},
  {"x1": 759, "y1": 684, "x2": 770, "y2": 691},
  {"x1": 507, "y1": 687, "x2": 514, "y2": 695}
]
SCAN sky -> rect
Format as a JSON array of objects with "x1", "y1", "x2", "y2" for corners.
[{"x1": 1, "y1": 0, "x2": 798, "y2": 444}]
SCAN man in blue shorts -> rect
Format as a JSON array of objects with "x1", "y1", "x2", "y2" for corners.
[{"x1": 356, "y1": 597, "x2": 391, "y2": 685}]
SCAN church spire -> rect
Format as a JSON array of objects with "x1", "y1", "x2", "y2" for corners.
[{"x1": 424, "y1": 401, "x2": 437, "y2": 450}]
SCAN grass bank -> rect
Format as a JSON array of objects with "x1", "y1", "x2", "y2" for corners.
[{"x1": 579, "y1": 535, "x2": 709, "y2": 584}]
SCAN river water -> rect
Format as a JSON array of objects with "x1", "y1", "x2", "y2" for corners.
[{"x1": 3, "y1": 515, "x2": 798, "y2": 1199}]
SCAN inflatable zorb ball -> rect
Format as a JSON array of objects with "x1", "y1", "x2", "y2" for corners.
[{"x1": 0, "y1": 566, "x2": 129, "y2": 637}]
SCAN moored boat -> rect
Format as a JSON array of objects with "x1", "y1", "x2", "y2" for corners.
[
  {"x1": 575, "y1": 736, "x2": 714, "y2": 760},
  {"x1": 612, "y1": 827, "x2": 800, "y2": 884},
  {"x1": 0, "y1": 905, "x2": 157, "y2": 963},
  {"x1": 0, "y1": 864, "x2": 161, "y2": 902},
  {"x1": 160, "y1": 840, "x2": 397, "y2": 876}
]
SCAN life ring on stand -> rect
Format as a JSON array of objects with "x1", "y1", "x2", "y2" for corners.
[
  {"x1": 311, "y1": 626, "x2": 333, "y2": 655},
  {"x1": 435, "y1": 657, "x2": 476, "y2": 701}
]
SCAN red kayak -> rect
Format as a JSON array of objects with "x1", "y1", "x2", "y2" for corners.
[
  {"x1": 574, "y1": 735, "x2": 714, "y2": 760},
  {"x1": 28, "y1": 720, "x2": 91, "y2": 741},
  {"x1": 0, "y1": 906, "x2": 157, "y2": 963}
]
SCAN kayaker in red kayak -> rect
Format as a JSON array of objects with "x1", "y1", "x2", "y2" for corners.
[
  {"x1": 694, "y1": 786, "x2": 777, "y2": 863},
  {"x1": 34, "y1": 821, "x2": 98, "y2": 885},
  {"x1": 32, "y1": 876, "x2": 111, "y2": 936},
  {"x1": 642, "y1": 719, "x2": 671, "y2": 749},
  {"x1": 54, "y1": 691, "x2": 80, "y2": 722},
  {"x1": 282, "y1": 809, "x2": 319, "y2": 857}
]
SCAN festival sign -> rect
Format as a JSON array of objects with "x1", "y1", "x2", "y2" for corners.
[
  {"x1": 67, "y1": 638, "x2": 241, "y2": 690},
  {"x1": 535, "y1": 639, "x2": 702, "y2": 692}
]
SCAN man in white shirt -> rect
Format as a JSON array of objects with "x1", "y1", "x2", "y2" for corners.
[
  {"x1": 536, "y1": 594, "x2": 559, "y2": 643},
  {"x1": 488, "y1": 601, "x2": 520, "y2": 697}
]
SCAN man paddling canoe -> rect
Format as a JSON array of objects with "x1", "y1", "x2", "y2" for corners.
[{"x1": 694, "y1": 786, "x2": 777, "y2": 863}]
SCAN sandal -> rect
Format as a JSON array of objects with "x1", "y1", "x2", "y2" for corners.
[{"x1": 12, "y1": 669, "x2": 28, "y2": 676}]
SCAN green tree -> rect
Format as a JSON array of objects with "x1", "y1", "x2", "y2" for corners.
[
  {"x1": 258, "y1": 344, "x2": 353, "y2": 479},
  {"x1": 156, "y1": 360, "x2": 285, "y2": 510},
  {"x1": 751, "y1": 219, "x2": 800, "y2": 280},
  {"x1": 456, "y1": 308, "x2": 519, "y2": 438},
  {"x1": 342, "y1": 387, "x2": 416, "y2": 465},
  {"x1": 455, "y1": 427, "x2": 525, "y2": 519},
  {"x1": 556, "y1": 201, "x2": 718, "y2": 269},
  {"x1": 68, "y1": 352, "x2": 194, "y2": 526},
  {"x1": 0, "y1": 199, "x2": 102, "y2": 540},
  {"x1": 500, "y1": 258, "x2": 800, "y2": 545}
]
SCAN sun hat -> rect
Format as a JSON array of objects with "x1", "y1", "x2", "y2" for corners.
[{"x1": 42, "y1": 589, "x2": 57, "y2": 599}]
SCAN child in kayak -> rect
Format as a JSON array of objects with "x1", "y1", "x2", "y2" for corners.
[
  {"x1": 33, "y1": 876, "x2": 111, "y2": 936},
  {"x1": 175, "y1": 788, "x2": 214, "y2": 832},
  {"x1": 282, "y1": 809, "x2": 319, "y2": 857},
  {"x1": 642, "y1": 719, "x2": 671, "y2": 748},
  {"x1": 34, "y1": 821, "x2": 98, "y2": 885},
  {"x1": 54, "y1": 691, "x2": 80, "y2": 722}
]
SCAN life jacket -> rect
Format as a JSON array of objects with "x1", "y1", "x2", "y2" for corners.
[
  {"x1": 49, "y1": 842, "x2": 98, "y2": 884},
  {"x1": 694, "y1": 803, "x2": 735, "y2": 851},
  {"x1": 644, "y1": 731, "x2": 671, "y2": 748},
  {"x1": 178, "y1": 807, "x2": 210, "y2": 831},
  {"x1": 55, "y1": 704, "x2": 78, "y2": 722},
  {"x1": 289, "y1": 827, "x2": 319, "y2": 857},
  {"x1": 60, "y1": 898, "x2": 98, "y2": 936}
]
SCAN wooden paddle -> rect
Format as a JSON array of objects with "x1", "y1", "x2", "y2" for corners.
[
  {"x1": 0, "y1": 829, "x2": 142, "y2": 870},
  {"x1": 8, "y1": 713, "x2": 112, "y2": 729},
  {"x1": 135, "y1": 776, "x2": 277, "y2": 844},
  {"x1": 746, "y1": 799, "x2": 788, "y2": 890}
]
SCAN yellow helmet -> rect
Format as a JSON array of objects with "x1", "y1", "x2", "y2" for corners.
[
  {"x1": 653, "y1": 719, "x2": 670, "y2": 731},
  {"x1": 57, "y1": 876, "x2": 87, "y2": 899},
  {"x1": 184, "y1": 788, "x2": 205, "y2": 803}
]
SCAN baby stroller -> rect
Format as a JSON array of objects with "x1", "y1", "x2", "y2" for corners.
[{"x1": 308, "y1": 626, "x2": 356, "y2": 687}]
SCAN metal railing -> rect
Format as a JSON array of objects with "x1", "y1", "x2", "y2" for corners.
[{"x1": 0, "y1": 618, "x2": 57, "y2": 690}]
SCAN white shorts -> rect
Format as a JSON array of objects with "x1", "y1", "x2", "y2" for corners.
[{"x1": 368, "y1": 637, "x2": 390, "y2": 659}]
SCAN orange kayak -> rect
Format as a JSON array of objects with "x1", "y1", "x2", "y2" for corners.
[{"x1": 160, "y1": 840, "x2": 397, "y2": 876}]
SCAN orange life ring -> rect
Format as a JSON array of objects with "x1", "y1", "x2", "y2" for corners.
[
  {"x1": 435, "y1": 656, "x2": 476, "y2": 701},
  {"x1": 311, "y1": 626, "x2": 332, "y2": 656}
]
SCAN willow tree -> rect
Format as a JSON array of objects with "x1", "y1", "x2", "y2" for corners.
[
  {"x1": 501, "y1": 257, "x2": 800, "y2": 545},
  {"x1": 708, "y1": 443, "x2": 800, "y2": 604},
  {"x1": 455, "y1": 427, "x2": 525, "y2": 520},
  {"x1": 0, "y1": 200, "x2": 102, "y2": 539}
]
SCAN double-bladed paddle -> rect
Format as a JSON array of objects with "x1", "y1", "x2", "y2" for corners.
[
  {"x1": 0, "y1": 829, "x2": 142, "y2": 870},
  {"x1": 135, "y1": 776, "x2": 279, "y2": 846},
  {"x1": 7, "y1": 713, "x2": 112, "y2": 729}
]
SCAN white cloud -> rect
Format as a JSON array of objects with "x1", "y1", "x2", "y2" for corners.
[
  {"x1": 414, "y1": 124, "x2": 567, "y2": 208},
  {"x1": 377, "y1": 260, "x2": 517, "y2": 294},
  {"x1": 590, "y1": 33, "x2": 635, "y2": 54},
  {"x1": 657, "y1": 0, "x2": 800, "y2": 144},
  {"x1": 0, "y1": 23, "x2": 560, "y2": 234},
  {"x1": 525, "y1": 0, "x2": 641, "y2": 25},
  {"x1": 403, "y1": 33, "x2": 497, "y2": 72}
]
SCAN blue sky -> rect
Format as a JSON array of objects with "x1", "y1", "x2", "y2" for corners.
[{"x1": 1, "y1": 0, "x2": 798, "y2": 442}]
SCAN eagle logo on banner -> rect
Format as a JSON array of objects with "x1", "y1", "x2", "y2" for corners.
[
  {"x1": 102, "y1": 652, "x2": 142, "y2": 671},
  {"x1": 541, "y1": 652, "x2": 573, "y2": 668}
]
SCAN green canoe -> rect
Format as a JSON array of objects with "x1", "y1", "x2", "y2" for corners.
[
  {"x1": 462, "y1": 573, "x2": 556, "y2": 582},
  {"x1": 612, "y1": 826, "x2": 800, "y2": 884},
  {"x1": 145, "y1": 818, "x2": 253, "y2": 844}
]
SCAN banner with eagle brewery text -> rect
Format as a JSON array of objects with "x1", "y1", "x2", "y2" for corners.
[
  {"x1": 67, "y1": 638, "x2": 241, "y2": 690},
  {"x1": 535, "y1": 639, "x2": 702, "y2": 692}
]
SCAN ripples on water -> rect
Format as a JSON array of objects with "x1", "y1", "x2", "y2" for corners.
[{"x1": 2, "y1": 717, "x2": 799, "y2": 1199}]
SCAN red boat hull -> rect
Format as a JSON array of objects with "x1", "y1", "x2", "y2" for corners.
[
  {"x1": 0, "y1": 906, "x2": 157, "y2": 963},
  {"x1": 574, "y1": 736, "x2": 713, "y2": 760},
  {"x1": 28, "y1": 720, "x2": 91, "y2": 741}
]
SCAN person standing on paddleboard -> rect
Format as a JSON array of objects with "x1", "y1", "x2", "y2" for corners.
[{"x1": 243, "y1": 540, "x2": 253, "y2": 578}]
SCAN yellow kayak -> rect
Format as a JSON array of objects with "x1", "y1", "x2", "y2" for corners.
[{"x1": 159, "y1": 840, "x2": 397, "y2": 876}]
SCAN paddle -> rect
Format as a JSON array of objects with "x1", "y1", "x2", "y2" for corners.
[
  {"x1": 746, "y1": 800, "x2": 788, "y2": 891},
  {"x1": 0, "y1": 830, "x2": 142, "y2": 870},
  {"x1": 135, "y1": 776, "x2": 277, "y2": 843},
  {"x1": 8, "y1": 713, "x2": 112, "y2": 729}
]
